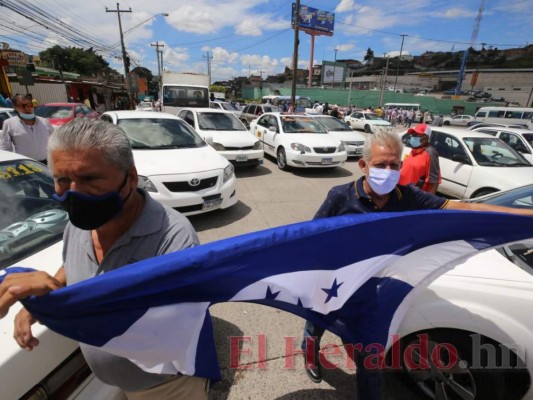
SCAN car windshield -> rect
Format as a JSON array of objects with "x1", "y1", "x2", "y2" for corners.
[
  {"x1": 197, "y1": 112, "x2": 247, "y2": 131},
  {"x1": 0, "y1": 159, "x2": 67, "y2": 269},
  {"x1": 364, "y1": 113, "x2": 381, "y2": 120},
  {"x1": 219, "y1": 103, "x2": 240, "y2": 111},
  {"x1": 262, "y1": 106, "x2": 278, "y2": 113},
  {"x1": 35, "y1": 105, "x2": 73, "y2": 119},
  {"x1": 463, "y1": 137, "x2": 531, "y2": 166},
  {"x1": 117, "y1": 118, "x2": 206, "y2": 149},
  {"x1": 316, "y1": 117, "x2": 352, "y2": 132},
  {"x1": 281, "y1": 116, "x2": 328, "y2": 134}
]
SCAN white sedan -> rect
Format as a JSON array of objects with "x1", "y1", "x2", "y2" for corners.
[
  {"x1": 442, "y1": 114, "x2": 476, "y2": 126},
  {"x1": 100, "y1": 111, "x2": 237, "y2": 215},
  {"x1": 344, "y1": 111, "x2": 392, "y2": 133},
  {"x1": 386, "y1": 185, "x2": 533, "y2": 400},
  {"x1": 0, "y1": 151, "x2": 124, "y2": 400},
  {"x1": 178, "y1": 108, "x2": 263, "y2": 167},
  {"x1": 249, "y1": 112, "x2": 347, "y2": 170},
  {"x1": 312, "y1": 115, "x2": 365, "y2": 158},
  {"x1": 402, "y1": 127, "x2": 533, "y2": 199},
  {"x1": 471, "y1": 126, "x2": 533, "y2": 164}
]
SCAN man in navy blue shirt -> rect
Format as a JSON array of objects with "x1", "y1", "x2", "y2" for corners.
[{"x1": 301, "y1": 129, "x2": 533, "y2": 399}]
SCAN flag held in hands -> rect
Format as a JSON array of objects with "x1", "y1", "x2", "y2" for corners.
[{"x1": 1, "y1": 210, "x2": 532, "y2": 380}]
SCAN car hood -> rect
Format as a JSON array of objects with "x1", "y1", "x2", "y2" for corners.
[
  {"x1": 284, "y1": 133, "x2": 340, "y2": 146},
  {"x1": 328, "y1": 130, "x2": 366, "y2": 141},
  {"x1": 366, "y1": 119, "x2": 391, "y2": 126},
  {"x1": 133, "y1": 146, "x2": 228, "y2": 176},
  {"x1": 198, "y1": 130, "x2": 258, "y2": 146},
  {"x1": 47, "y1": 117, "x2": 72, "y2": 126}
]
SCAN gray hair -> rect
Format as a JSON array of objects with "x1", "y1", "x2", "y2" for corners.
[
  {"x1": 362, "y1": 129, "x2": 403, "y2": 161},
  {"x1": 13, "y1": 94, "x2": 32, "y2": 106},
  {"x1": 47, "y1": 118, "x2": 134, "y2": 172}
]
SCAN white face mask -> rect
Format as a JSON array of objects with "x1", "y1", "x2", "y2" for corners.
[{"x1": 367, "y1": 167, "x2": 400, "y2": 195}]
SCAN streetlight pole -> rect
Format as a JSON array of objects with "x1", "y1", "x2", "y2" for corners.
[
  {"x1": 106, "y1": 3, "x2": 132, "y2": 109},
  {"x1": 393, "y1": 34, "x2": 407, "y2": 92},
  {"x1": 290, "y1": 0, "x2": 300, "y2": 112}
]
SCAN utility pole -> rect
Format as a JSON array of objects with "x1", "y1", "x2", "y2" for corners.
[
  {"x1": 378, "y1": 54, "x2": 390, "y2": 107},
  {"x1": 106, "y1": 3, "x2": 133, "y2": 109},
  {"x1": 291, "y1": 0, "x2": 300, "y2": 111},
  {"x1": 393, "y1": 34, "x2": 407, "y2": 91},
  {"x1": 151, "y1": 42, "x2": 164, "y2": 77},
  {"x1": 159, "y1": 49, "x2": 164, "y2": 74},
  {"x1": 203, "y1": 51, "x2": 213, "y2": 86}
]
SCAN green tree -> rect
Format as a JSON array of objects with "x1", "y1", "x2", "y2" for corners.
[
  {"x1": 39, "y1": 45, "x2": 109, "y2": 76},
  {"x1": 364, "y1": 48, "x2": 374, "y2": 62},
  {"x1": 131, "y1": 66, "x2": 153, "y2": 81}
]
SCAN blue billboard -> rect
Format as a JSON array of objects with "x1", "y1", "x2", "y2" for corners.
[{"x1": 291, "y1": 3, "x2": 335, "y2": 36}]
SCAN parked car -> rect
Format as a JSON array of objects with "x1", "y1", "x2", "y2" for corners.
[
  {"x1": 0, "y1": 107, "x2": 16, "y2": 135},
  {"x1": 178, "y1": 108, "x2": 263, "y2": 167},
  {"x1": 34, "y1": 102, "x2": 99, "y2": 129},
  {"x1": 312, "y1": 115, "x2": 365, "y2": 158},
  {"x1": 401, "y1": 127, "x2": 533, "y2": 199},
  {"x1": 249, "y1": 112, "x2": 347, "y2": 170},
  {"x1": 135, "y1": 101, "x2": 155, "y2": 111},
  {"x1": 442, "y1": 114, "x2": 476, "y2": 126},
  {"x1": 387, "y1": 183, "x2": 533, "y2": 400},
  {"x1": 239, "y1": 104, "x2": 279, "y2": 128},
  {"x1": 344, "y1": 111, "x2": 392, "y2": 133},
  {"x1": 467, "y1": 122, "x2": 528, "y2": 129},
  {"x1": 100, "y1": 111, "x2": 237, "y2": 215},
  {"x1": 0, "y1": 150, "x2": 124, "y2": 399},
  {"x1": 470, "y1": 126, "x2": 533, "y2": 164}
]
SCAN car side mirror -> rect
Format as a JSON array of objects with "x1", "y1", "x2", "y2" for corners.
[
  {"x1": 268, "y1": 126, "x2": 277, "y2": 133},
  {"x1": 452, "y1": 154, "x2": 471, "y2": 164},
  {"x1": 204, "y1": 136, "x2": 213, "y2": 145}
]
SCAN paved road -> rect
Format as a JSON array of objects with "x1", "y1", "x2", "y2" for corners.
[{"x1": 187, "y1": 129, "x2": 423, "y2": 399}]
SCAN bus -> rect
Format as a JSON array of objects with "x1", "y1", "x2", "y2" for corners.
[
  {"x1": 473, "y1": 107, "x2": 533, "y2": 127},
  {"x1": 261, "y1": 95, "x2": 312, "y2": 112},
  {"x1": 383, "y1": 102, "x2": 420, "y2": 112}
]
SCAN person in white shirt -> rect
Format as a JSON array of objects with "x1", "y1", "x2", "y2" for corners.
[{"x1": 0, "y1": 94, "x2": 54, "y2": 163}]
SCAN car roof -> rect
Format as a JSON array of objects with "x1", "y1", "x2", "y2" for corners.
[
  {"x1": 430, "y1": 127, "x2": 498, "y2": 138},
  {"x1": 101, "y1": 111, "x2": 181, "y2": 120},
  {"x1": 0, "y1": 107, "x2": 14, "y2": 112},
  {"x1": 181, "y1": 107, "x2": 236, "y2": 115},
  {"x1": 472, "y1": 126, "x2": 533, "y2": 135},
  {"x1": 0, "y1": 149, "x2": 32, "y2": 162}
]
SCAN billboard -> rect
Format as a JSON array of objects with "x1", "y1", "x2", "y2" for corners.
[
  {"x1": 322, "y1": 63, "x2": 344, "y2": 84},
  {"x1": 0, "y1": 51, "x2": 28, "y2": 67},
  {"x1": 291, "y1": 3, "x2": 335, "y2": 36}
]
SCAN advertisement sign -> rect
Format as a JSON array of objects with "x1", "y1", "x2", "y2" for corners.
[
  {"x1": 322, "y1": 63, "x2": 344, "y2": 84},
  {"x1": 291, "y1": 3, "x2": 335, "y2": 36},
  {"x1": 0, "y1": 51, "x2": 28, "y2": 67}
]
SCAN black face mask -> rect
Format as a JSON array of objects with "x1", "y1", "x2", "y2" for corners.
[{"x1": 53, "y1": 174, "x2": 131, "y2": 230}]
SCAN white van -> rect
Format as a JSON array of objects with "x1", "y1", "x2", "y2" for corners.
[{"x1": 474, "y1": 107, "x2": 533, "y2": 127}]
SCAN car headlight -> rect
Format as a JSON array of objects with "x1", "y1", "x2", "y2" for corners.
[
  {"x1": 338, "y1": 142, "x2": 345, "y2": 152},
  {"x1": 290, "y1": 143, "x2": 312, "y2": 153},
  {"x1": 211, "y1": 142, "x2": 226, "y2": 151},
  {"x1": 138, "y1": 175, "x2": 157, "y2": 192},
  {"x1": 223, "y1": 163, "x2": 234, "y2": 183},
  {"x1": 253, "y1": 141, "x2": 262, "y2": 150}
]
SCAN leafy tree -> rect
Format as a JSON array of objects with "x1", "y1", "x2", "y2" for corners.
[
  {"x1": 131, "y1": 66, "x2": 153, "y2": 81},
  {"x1": 210, "y1": 84, "x2": 226, "y2": 93},
  {"x1": 364, "y1": 48, "x2": 374, "y2": 62},
  {"x1": 39, "y1": 45, "x2": 109, "y2": 76}
]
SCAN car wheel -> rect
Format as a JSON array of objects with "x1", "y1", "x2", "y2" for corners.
[
  {"x1": 443, "y1": 121, "x2": 451, "y2": 126},
  {"x1": 384, "y1": 331, "x2": 527, "y2": 400},
  {"x1": 364, "y1": 124, "x2": 372, "y2": 133},
  {"x1": 277, "y1": 148, "x2": 289, "y2": 171},
  {"x1": 471, "y1": 189, "x2": 498, "y2": 198}
]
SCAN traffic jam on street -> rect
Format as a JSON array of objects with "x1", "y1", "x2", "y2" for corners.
[{"x1": 1, "y1": 2, "x2": 533, "y2": 400}]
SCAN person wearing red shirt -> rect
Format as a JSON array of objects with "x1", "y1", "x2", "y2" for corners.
[{"x1": 399, "y1": 124, "x2": 440, "y2": 193}]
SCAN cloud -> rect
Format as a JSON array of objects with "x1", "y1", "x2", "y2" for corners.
[
  {"x1": 335, "y1": 0, "x2": 356, "y2": 13},
  {"x1": 439, "y1": 8, "x2": 478, "y2": 19},
  {"x1": 335, "y1": 43, "x2": 355, "y2": 52}
]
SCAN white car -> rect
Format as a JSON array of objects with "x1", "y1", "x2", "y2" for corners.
[
  {"x1": 100, "y1": 111, "x2": 237, "y2": 215},
  {"x1": 312, "y1": 115, "x2": 366, "y2": 158},
  {"x1": 135, "y1": 101, "x2": 155, "y2": 112},
  {"x1": 344, "y1": 111, "x2": 392, "y2": 133},
  {"x1": 0, "y1": 107, "x2": 16, "y2": 134},
  {"x1": 386, "y1": 185, "x2": 533, "y2": 400},
  {"x1": 178, "y1": 108, "x2": 263, "y2": 167},
  {"x1": 442, "y1": 114, "x2": 476, "y2": 126},
  {"x1": 402, "y1": 127, "x2": 533, "y2": 199},
  {"x1": 0, "y1": 151, "x2": 124, "y2": 400},
  {"x1": 470, "y1": 126, "x2": 533, "y2": 164},
  {"x1": 249, "y1": 113, "x2": 347, "y2": 170}
]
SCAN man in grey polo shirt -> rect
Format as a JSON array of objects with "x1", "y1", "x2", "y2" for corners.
[{"x1": 2, "y1": 118, "x2": 209, "y2": 400}]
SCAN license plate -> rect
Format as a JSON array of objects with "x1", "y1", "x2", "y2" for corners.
[
  {"x1": 321, "y1": 158, "x2": 333, "y2": 165},
  {"x1": 202, "y1": 198, "x2": 223, "y2": 211},
  {"x1": 236, "y1": 154, "x2": 248, "y2": 162},
  {"x1": 355, "y1": 148, "x2": 363, "y2": 154}
]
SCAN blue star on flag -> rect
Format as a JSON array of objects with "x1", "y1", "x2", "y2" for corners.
[{"x1": 322, "y1": 278, "x2": 343, "y2": 303}]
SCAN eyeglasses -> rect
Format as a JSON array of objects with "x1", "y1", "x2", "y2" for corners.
[{"x1": 16, "y1": 103, "x2": 34, "y2": 109}]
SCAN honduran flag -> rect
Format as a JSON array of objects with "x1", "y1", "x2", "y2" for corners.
[{"x1": 2, "y1": 210, "x2": 533, "y2": 380}]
